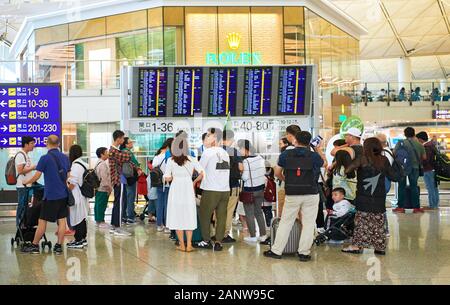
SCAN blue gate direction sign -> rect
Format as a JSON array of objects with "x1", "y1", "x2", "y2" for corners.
[{"x1": 0, "y1": 83, "x2": 62, "y2": 148}]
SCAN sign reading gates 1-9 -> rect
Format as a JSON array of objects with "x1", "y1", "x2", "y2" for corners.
[{"x1": 0, "y1": 83, "x2": 62, "y2": 148}]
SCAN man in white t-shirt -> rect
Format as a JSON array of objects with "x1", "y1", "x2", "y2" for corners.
[
  {"x1": 15, "y1": 136, "x2": 37, "y2": 226},
  {"x1": 197, "y1": 128, "x2": 230, "y2": 251}
]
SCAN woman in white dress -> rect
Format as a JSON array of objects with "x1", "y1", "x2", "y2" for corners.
[
  {"x1": 67, "y1": 145, "x2": 90, "y2": 249},
  {"x1": 164, "y1": 132, "x2": 204, "y2": 252}
]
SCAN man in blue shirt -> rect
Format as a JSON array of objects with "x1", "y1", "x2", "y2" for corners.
[
  {"x1": 21, "y1": 135, "x2": 71, "y2": 255},
  {"x1": 264, "y1": 131, "x2": 324, "y2": 262}
]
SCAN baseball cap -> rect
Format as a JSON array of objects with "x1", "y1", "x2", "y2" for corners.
[{"x1": 345, "y1": 127, "x2": 362, "y2": 138}]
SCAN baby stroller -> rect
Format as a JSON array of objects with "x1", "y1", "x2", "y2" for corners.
[
  {"x1": 11, "y1": 185, "x2": 52, "y2": 251},
  {"x1": 315, "y1": 210, "x2": 356, "y2": 245}
]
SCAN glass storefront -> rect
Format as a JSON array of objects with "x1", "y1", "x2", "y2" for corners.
[{"x1": 28, "y1": 6, "x2": 359, "y2": 88}]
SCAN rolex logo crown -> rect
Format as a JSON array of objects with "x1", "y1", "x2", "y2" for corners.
[{"x1": 227, "y1": 32, "x2": 241, "y2": 50}]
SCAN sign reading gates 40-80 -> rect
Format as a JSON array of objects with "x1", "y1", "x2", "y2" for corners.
[{"x1": 0, "y1": 83, "x2": 62, "y2": 148}]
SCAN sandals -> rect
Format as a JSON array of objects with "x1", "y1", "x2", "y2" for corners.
[
  {"x1": 176, "y1": 245, "x2": 186, "y2": 252},
  {"x1": 341, "y1": 247, "x2": 363, "y2": 254}
]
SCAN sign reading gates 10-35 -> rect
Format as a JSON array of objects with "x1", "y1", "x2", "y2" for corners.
[{"x1": 0, "y1": 83, "x2": 62, "y2": 148}]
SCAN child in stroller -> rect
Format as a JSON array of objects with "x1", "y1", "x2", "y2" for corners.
[
  {"x1": 11, "y1": 184, "x2": 52, "y2": 251},
  {"x1": 315, "y1": 188, "x2": 355, "y2": 245}
]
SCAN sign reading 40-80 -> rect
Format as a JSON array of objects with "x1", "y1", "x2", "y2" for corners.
[{"x1": 0, "y1": 83, "x2": 62, "y2": 148}]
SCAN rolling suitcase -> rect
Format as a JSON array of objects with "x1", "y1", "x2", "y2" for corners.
[{"x1": 270, "y1": 196, "x2": 302, "y2": 255}]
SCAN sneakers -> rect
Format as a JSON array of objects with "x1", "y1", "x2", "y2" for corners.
[
  {"x1": 53, "y1": 243, "x2": 63, "y2": 255},
  {"x1": 260, "y1": 237, "x2": 271, "y2": 245},
  {"x1": 98, "y1": 223, "x2": 110, "y2": 229},
  {"x1": 213, "y1": 243, "x2": 223, "y2": 251},
  {"x1": 222, "y1": 235, "x2": 236, "y2": 243},
  {"x1": 114, "y1": 228, "x2": 132, "y2": 236},
  {"x1": 298, "y1": 253, "x2": 312, "y2": 262},
  {"x1": 258, "y1": 235, "x2": 269, "y2": 242},
  {"x1": 195, "y1": 240, "x2": 213, "y2": 249},
  {"x1": 82, "y1": 239, "x2": 88, "y2": 247},
  {"x1": 21, "y1": 243, "x2": 40, "y2": 254},
  {"x1": 244, "y1": 236, "x2": 258, "y2": 243},
  {"x1": 156, "y1": 226, "x2": 164, "y2": 232},
  {"x1": 263, "y1": 250, "x2": 282, "y2": 259},
  {"x1": 392, "y1": 208, "x2": 405, "y2": 213},
  {"x1": 164, "y1": 228, "x2": 171, "y2": 234},
  {"x1": 67, "y1": 240, "x2": 84, "y2": 249},
  {"x1": 126, "y1": 218, "x2": 136, "y2": 224},
  {"x1": 413, "y1": 208, "x2": 424, "y2": 213}
]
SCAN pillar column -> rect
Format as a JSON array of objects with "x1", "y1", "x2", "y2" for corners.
[
  {"x1": 397, "y1": 57, "x2": 411, "y2": 92},
  {"x1": 440, "y1": 79, "x2": 448, "y2": 92}
]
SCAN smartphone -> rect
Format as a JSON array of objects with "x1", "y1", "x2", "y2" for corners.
[{"x1": 310, "y1": 135, "x2": 323, "y2": 148}]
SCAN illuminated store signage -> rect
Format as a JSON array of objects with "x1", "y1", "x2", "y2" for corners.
[
  {"x1": 0, "y1": 83, "x2": 62, "y2": 148},
  {"x1": 206, "y1": 32, "x2": 262, "y2": 65},
  {"x1": 433, "y1": 110, "x2": 450, "y2": 119}
]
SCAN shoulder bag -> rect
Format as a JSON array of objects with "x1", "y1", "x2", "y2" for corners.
[{"x1": 239, "y1": 159, "x2": 255, "y2": 204}]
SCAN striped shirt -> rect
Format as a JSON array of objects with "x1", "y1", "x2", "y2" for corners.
[{"x1": 242, "y1": 155, "x2": 266, "y2": 191}]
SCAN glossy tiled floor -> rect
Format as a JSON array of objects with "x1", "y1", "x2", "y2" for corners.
[{"x1": 1, "y1": 208, "x2": 450, "y2": 285}]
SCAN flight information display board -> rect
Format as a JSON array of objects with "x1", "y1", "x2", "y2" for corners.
[
  {"x1": 243, "y1": 67, "x2": 272, "y2": 116},
  {"x1": 174, "y1": 68, "x2": 203, "y2": 116},
  {"x1": 208, "y1": 67, "x2": 238, "y2": 116},
  {"x1": 138, "y1": 67, "x2": 167, "y2": 117},
  {"x1": 278, "y1": 67, "x2": 307, "y2": 115},
  {"x1": 0, "y1": 83, "x2": 61, "y2": 148}
]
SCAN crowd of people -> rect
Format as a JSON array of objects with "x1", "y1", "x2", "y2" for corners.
[{"x1": 16, "y1": 124, "x2": 441, "y2": 261}]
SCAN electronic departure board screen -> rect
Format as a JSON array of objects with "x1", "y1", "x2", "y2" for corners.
[
  {"x1": 138, "y1": 68, "x2": 167, "y2": 117},
  {"x1": 0, "y1": 83, "x2": 62, "y2": 148},
  {"x1": 278, "y1": 67, "x2": 307, "y2": 115},
  {"x1": 243, "y1": 67, "x2": 272, "y2": 116},
  {"x1": 208, "y1": 67, "x2": 238, "y2": 116},
  {"x1": 174, "y1": 68, "x2": 203, "y2": 116}
]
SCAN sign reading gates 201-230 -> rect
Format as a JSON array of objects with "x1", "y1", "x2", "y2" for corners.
[{"x1": 0, "y1": 83, "x2": 62, "y2": 148}]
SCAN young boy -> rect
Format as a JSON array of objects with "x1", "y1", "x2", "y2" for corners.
[
  {"x1": 329, "y1": 187, "x2": 352, "y2": 218},
  {"x1": 95, "y1": 147, "x2": 111, "y2": 228},
  {"x1": 323, "y1": 188, "x2": 354, "y2": 244}
]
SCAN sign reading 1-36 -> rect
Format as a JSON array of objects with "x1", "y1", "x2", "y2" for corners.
[{"x1": 0, "y1": 83, "x2": 62, "y2": 148}]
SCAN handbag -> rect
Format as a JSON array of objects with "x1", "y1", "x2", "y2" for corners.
[
  {"x1": 239, "y1": 159, "x2": 255, "y2": 204},
  {"x1": 48, "y1": 152, "x2": 75, "y2": 206}
]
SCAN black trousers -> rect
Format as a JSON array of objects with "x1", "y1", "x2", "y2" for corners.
[
  {"x1": 111, "y1": 184, "x2": 122, "y2": 227},
  {"x1": 316, "y1": 183, "x2": 325, "y2": 229},
  {"x1": 74, "y1": 219, "x2": 87, "y2": 242}
]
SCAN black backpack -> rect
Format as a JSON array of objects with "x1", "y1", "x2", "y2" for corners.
[
  {"x1": 284, "y1": 149, "x2": 318, "y2": 195},
  {"x1": 383, "y1": 149, "x2": 405, "y2": 182},
  {"x1": 435, "y1": 153, "x2": 450, "y2": 181},
  {"x1": 150, "y1": 157, "x2": 167, "y2": 187},
  {"x1": 74, "y1": 162, "x2": 100, "y2": 198},
  {"x1": 229, "y1": 155, "x2": 242, "y2": 187}
]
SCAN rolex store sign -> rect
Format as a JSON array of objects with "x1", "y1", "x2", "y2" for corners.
[{"x1": 206, "y1": 32, "x2": 263, "y2": 65}]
